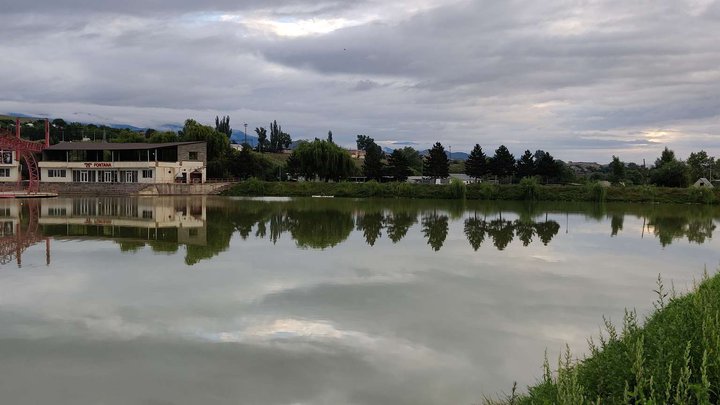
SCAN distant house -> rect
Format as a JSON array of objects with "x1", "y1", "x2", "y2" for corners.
[
  {"x1": 348, "y1": 149, "x2": 366, "y2": 159},
  {"x1": 567, "y1": 161, "x2": 604, "y2": 175},
  {"x1": 693, "y1": 178, "x2": 714, "y2": 188},
  {"x1": 449, "y1": 173, "x2": 476, "y2": 184}
]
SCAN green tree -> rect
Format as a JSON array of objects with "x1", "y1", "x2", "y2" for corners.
[
  {"x1": 516, "y1": 150, "x2": 535, "y2": 179},
  {"x1": 424, "y1": 142, "x2": 449, "y2": 178},
  {"x1": 327, "y1": 130, "x2": 333, "y2": 144},
  {"x1": 655, "y1": 147, "x2": 676, "y2": 168},
  {"x1": 387, "y1": 149, "x2": 412, "y2": 181},
  {"x1": 268, "y1": 120, "x2": 291, "y2": 151},
  {"x1": 687, "y1": 150, "x2": 714, "y2": 181},
  {"x1": 147, "y1": 131, "x2": 178, "y2": 143},
  {"x1": 465, "y1": 144, "x2": 488, "y2": 180},
  {"x1": 363, "y1": 142, "x2": 385, "y2": 180},
  {"x1": 215, "y1": 115, "x2": 232, "y2": 138},
  {"x1": 650, "y1": 161, "x2": 691, "y2": 188},
  {"x1": 255, "y1": 127, "x2": 268, "y2": 153},
  {"x1": 535, "y1": 150, "x2": 560, "y2": 183},
  {"x1": 179, "y1": 119, "x2": 231, "y2": 162},
  {"x1": 399, "y1": 147, "x2": 423, "y2": 175},
  {"x1": 291, "y1": 139, "x2": 355, "y2": 181},
  {"x1": 489, "y1": 145, "x2": 516, "y2": 180},
  {"x1": 650, "y1": 147, "x2": 690, "y2": 187},
  {"x1": 609, "y1": 155, "x2": 626, "y2": 184},
  {"x1": 356, "y1": 135, "x2": 374, "y2": 151}
]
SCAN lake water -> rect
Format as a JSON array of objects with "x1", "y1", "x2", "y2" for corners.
[{"x1": 1, "y1": 196, "x2": 719, "y2": 404}]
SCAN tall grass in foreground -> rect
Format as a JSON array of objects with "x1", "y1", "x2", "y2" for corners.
[{"x1": 485, "y1": 271, "x2": 720, "y2": 405}]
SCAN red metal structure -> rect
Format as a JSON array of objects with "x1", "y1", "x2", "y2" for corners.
[{"x1": 0, "y1": 117, "x2": 50, "y2": 193}]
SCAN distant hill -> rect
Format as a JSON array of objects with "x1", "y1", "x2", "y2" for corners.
[
  {"x1": 419, "y1": 149, "x2": 469, "y2": 160},
  {"x1": 230, "y1": 132, "x2": 259, "y2": 147}
]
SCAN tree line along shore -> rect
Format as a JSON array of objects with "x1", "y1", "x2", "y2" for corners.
[
  {"x1": 4, "y1": 115, "x2": 719, "y2": 188},
  {"x1": 223, "y1": 179, "x2": 720, "y2": 205}
]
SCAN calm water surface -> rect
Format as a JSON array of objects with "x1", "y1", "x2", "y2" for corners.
[{"x1": 1, "y1": 196, "x2": 719, "y2": 404}]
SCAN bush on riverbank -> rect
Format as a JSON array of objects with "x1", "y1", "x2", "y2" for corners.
[
  {"x1": 486, "y1": 272, "x2": 720, "y2": 405},
  {"x1": 223, "y1": 180, "x2": 720, "y2": 204}
]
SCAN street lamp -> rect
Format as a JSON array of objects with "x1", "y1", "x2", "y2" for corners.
[{"x1": 243, "y1": 123, "x2": 248, "y2": 146}]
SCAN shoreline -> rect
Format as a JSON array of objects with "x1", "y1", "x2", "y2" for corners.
[{"x1": 222, "y1": 179, "x2": 720, "y2": 205}]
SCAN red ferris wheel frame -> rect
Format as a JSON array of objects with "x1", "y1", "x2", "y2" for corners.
[{"x1": 0, "y1": 118, "x2": 50, "y2": 193}]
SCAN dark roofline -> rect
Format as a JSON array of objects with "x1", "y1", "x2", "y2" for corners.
[{"x1": 44, "y1": 141, "x2": 205, "y2": 151}]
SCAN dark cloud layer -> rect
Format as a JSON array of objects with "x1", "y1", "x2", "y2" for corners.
[{"x1": 1, "y1": 0, "x2": 719, "y2": 161}]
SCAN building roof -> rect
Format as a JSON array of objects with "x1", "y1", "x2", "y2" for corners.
[{"x1": 45, "y1": 141, "x2": 204, "y2": 151}]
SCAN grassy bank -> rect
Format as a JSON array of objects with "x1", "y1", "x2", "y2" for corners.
[
  {"x1": 222, "y1": 179, "x2": 720, "y2": 204},
  {"x1": 487, "y1": 272, "x2": 720, "y2": 405}
]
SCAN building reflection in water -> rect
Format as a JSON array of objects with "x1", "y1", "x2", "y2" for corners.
[{"x1": 0, "y1": 197, "x2": 207, "y2": 267}]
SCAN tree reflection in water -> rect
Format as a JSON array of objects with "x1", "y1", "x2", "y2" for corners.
[{"x1": 8, "y1": 197, "x2": 717, "y2": 266}]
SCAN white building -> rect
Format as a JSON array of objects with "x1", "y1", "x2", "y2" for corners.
[
  {"x1": 38, "y1": 141, "x2": 207, "y2": 184},
  {"x1": 0, "y1": 149, "x2": 20, "y2": 183}
]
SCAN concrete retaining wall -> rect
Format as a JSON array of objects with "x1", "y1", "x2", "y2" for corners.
[{"x1": 0, "y1": 181, "x2": 234, "y2": 195}]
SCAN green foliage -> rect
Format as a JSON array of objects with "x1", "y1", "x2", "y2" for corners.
[
  {"x1": 449, "y1": 178, "x2": 467, "y2": 199},
  {"x1": 534, "y1": 150, "x2": 560, "y2": 183},
  {"x1": 516, "y1": 150, "x2": 535, "y2": 179},
  {"x1": 363, "y1": 180, "x2": 383, "y2": 197},
  {"x1": 229, "y1": 147, "x2": 279, "y2": 180},
  {"x1": 519, "y1": 177, "x2": 540, "y2": 200},
  {"x1": 655, "y1": 147, "x2": 677, "y2": 168},
  {"x1": 650, "y1": 160, "x2": 691, "y2": 188},
  {"x1": 255, "y1": 127, "x2": 268, "y2": 152},
  {"x1": 268, "y1": 120, "x2": 291, "y2": 152},
  {"x1": 147, "y1": 131, "x2": 178, "y2": 143},
  {"x1": 490, "y1": 145, "x2": 516, "y2": 181},
  {"x1": 424, "y1": 142, "x2": 450, "y2": 178},
  {"x1": 290, "y1": 139, "x2": 356, "y2": 181},
  {"x1": 689, "y1": 186, "x2": 716, "y2": 204},
  {"x1": 687, "y1": 150, "x2": 714, "y2": 181},
  {"x1": 466, "y1": 144, "x2": 489, "y2": 179},
  {"x1": 179, "y1": 119, "x2": 230, "y2": 162},
  {"x1": 585, "y1": 181, "x2": 608, "y2": 202},
  {"x1": 387, "y1": 149, "x2": 412, "y2": 181},
  {"x1": 362, "y1": 142, "x2": 385, "y2": 180},
  {"x1": 610, "y1": 155, "x2": 626, "y2": 184},
  {"x1": 498, "y1": 272, "x2": 720, "y2": 405},
  {"x1": 356, "y1": 135, "x2": 374, "y2": 151},
  {"x1": 214, "y1": 115, "x2": 232, "y2": 138},
  {"x1": 398, "y1": 146, "x2": 423, "y2": 175}
]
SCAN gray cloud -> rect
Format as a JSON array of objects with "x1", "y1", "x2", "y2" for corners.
[{"x1": 1, "y1": 0, "x2": 719, "y2": 161}]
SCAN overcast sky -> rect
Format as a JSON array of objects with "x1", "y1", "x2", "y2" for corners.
[{"x1": 1, "y1": 0, "x2": 719, "y2": 162}]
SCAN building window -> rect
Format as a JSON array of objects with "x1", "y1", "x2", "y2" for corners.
[
  {"x1": 48, "y1": 169, "x2": 66, "y2": 178},
  {"x1": 0, "y1": 168, "x2": 10, "y2": 177},
  {"x1": 0, "y1": 208, "x2": 10, "y2": 217},
  {"x1": 48, "y1": 207, "x2": 67, "y2": 216},
  {"x1": 188, "y1": 151, "x2": 198, "y2": 160},
  {"x1": 2, "y1": 151, "x2": 12, "y2": 164},
  {"x1": 120, "y1": 170, "x2": 138, "y2": 183},
  {"x1": 142, "y1": 169, "x2": 153, "y2": 179},
  {"x1": 142, "y1": 210, "x2": 153, "y2": 219}
]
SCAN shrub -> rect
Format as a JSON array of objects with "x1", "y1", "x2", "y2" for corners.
[
  {"x1": 689, "y1": 186, "x2": 716, "y2": 204},
  {"x1": 585, "y1": 181, "x2": 607, "y2": 202},
  {"x1": 519, "y1": 177, "x2": 540, "y2": 200},
  {"x1": 448, "y1": 178, "x2": 467, "y2": 199}
]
